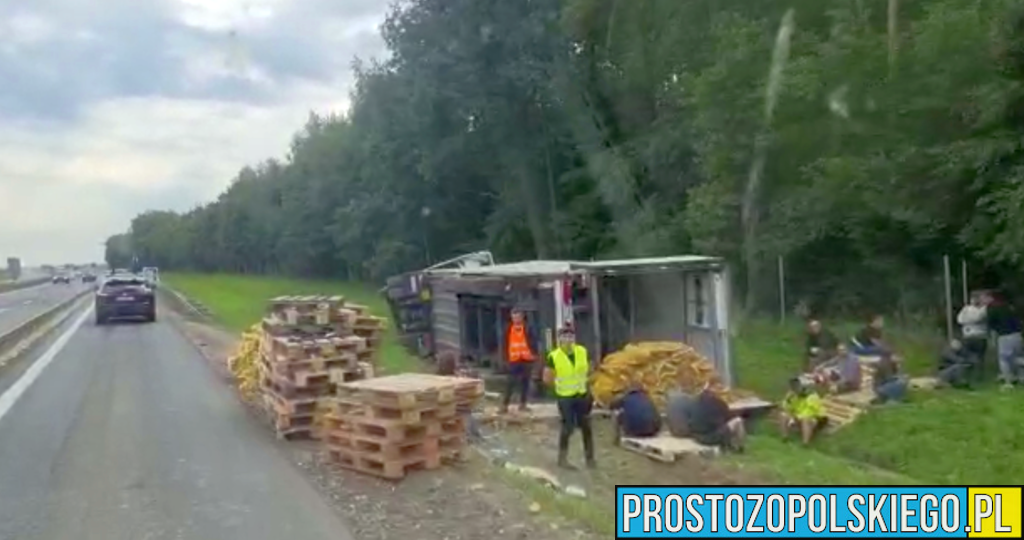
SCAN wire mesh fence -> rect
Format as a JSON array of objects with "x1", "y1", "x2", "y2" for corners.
[{"x1": 748, "y1": 254, "x2": 974, "y2": 338}]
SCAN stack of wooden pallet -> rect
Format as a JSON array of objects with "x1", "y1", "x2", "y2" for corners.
[
  {"x1": 258, "y1": 295, "x2": 387, "y2": 439},
  {"x1": 322, "y1": 373, "x2": 484, "y2": 479}
]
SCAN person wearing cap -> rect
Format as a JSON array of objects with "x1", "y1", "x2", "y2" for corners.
[
  {"x1": 502, "y1": 307, "x2": 540, "y2": 413},
  {"x1": 543, "y1": 325, "x2": 596, "y2": 470}
]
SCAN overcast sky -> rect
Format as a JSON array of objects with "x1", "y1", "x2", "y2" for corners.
[{"x1": 0, "y1": 0, "x2": 388, "y2": 266}]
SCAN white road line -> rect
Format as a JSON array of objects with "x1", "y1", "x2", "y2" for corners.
[
  {"x1": 22, "y1": 300, "x2": 32, "y2": 306},
  {"x1": 0, "y1": 304, "x2": 93, "y2": 424}
]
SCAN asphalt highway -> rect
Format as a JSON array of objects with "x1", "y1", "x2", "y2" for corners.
[
  {"x1": 0, "y1": 304, "x2": 354, "y2": 540},
  {"x1": 0, "y1": 282, "x2": 88, "y2": 336}
]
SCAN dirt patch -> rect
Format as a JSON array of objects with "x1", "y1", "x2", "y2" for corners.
[{"x1": 162, "y1": 304, "x2": 599, "y2": 540}]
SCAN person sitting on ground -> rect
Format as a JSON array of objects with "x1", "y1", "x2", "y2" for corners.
[
  {"x1": 780, "y1": 377, "x2": 828, "y2": 445},
  {"x1": 687, "y1": 382, "x2": 746, "y2": 453},
  {"x1": 937, "y1": 339, "x2": 973, "y2": 389},
  {"x1": 665, "y1": 388, "x2": 695, "y2": 438},
  {"x1": 813, "y1": 343, "x2": 861, "y2": 394},
  {"x1": 872, "y1": 351, "x2": 909, "y2": 404},
  {"x1": 609, "y1": 383, "x2": 662, "y2": 445},
  {"x1": 805, "y1": 318, "x2": 838, "y2": 371},
  {"x1": 850, "y1": 314, "x2": 893, "y2": 356}
]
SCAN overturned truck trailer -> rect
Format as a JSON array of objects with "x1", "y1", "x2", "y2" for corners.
[
  {"x1": 382, "y1": 251, "x2": 496, "y2": 359},
  {"x1": 391, "y1": 254, "x2": 735, "y2": 386}
]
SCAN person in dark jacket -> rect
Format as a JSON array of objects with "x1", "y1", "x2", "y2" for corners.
[
  {"x1": 872, "y1": 352, "x2": 908, "y2": 404},
  {"x1": 986, "y1": 292, "x2": 1023, "y2": 389},
  {"x1": 851, "y1": 314, "x2": 891, "y2": 356},
  {"x1": 687, "y1": 383, "x2": 745, "y2": 452},
  {"x1": 805, "y1": 319, "x2": 838, "y2": 370},
  {"x1": 610, "y1": 384, "x2": 662, "y2": 444},
  {"x1": 936, "y1": 339, "x2": 973, "y2": 389}
]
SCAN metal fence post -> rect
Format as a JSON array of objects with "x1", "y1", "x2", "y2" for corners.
[
  {"x1": 778, "y1": 255, "x2": 786, "y2": 324},
  {"x1": 943, "y1": 255, "x2": 954, "y2": 341}
]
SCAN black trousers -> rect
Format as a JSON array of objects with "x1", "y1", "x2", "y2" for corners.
[
  {"x1": 557, "y1": 394, "x2": 594, "y2": 461},
  {"x1": 962, "y1": 337, "x2": 988, "y2": 378},
  {"x1": 502, "y1": 361, "x2": 534, "y2": 408}
]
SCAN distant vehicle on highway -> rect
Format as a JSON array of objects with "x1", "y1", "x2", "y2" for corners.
[
  {"x1": 52, "y1": 273, "x2": 71, "y2": 284},
  {"x1": 82, "y1": 272, "x2": 97, "y2": 284},
  {"x1": 141, "y1": 267, "x2": 160, "y2": 288},
  {"x1": 95, "y1": 275, "x2": 156, "y2": 325}
]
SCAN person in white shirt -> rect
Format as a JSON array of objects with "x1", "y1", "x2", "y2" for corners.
[{"x1": 957, "y1": 291, "x2": 989, "y2": 379}]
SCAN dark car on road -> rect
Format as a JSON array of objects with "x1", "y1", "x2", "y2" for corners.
[
  {"x1": 95, "y1": 275, "x2": 156, "y2": 324},
  {"x1": 82, "y1": 272, "x2": 97, "y2": 284},
  {"x1": 52, "y1": 274, "x2": 70, "y2": 284}
]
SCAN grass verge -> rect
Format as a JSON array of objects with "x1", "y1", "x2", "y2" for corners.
[{"x1": 164, "y1": 273, "x2": 422, "y2": 374}]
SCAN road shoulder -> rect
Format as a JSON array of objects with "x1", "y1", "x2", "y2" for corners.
[{"x1": 161, "y1": 299, "x2": 595, "y2": 540}]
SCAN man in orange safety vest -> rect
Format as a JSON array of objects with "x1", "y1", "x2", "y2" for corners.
[{"x1": 502, "y1": 307, "x2": 539, "y2": 413}]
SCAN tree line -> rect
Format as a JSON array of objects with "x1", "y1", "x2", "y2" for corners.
[{"x1": 107, "y1": 0, "x2": 1024, "y2": 318}]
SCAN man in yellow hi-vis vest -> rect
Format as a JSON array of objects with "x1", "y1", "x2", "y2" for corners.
[{"x1": 543, "y1": 325, "x2": 596, "y2": 469}]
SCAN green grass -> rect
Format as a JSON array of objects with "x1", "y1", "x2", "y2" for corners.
[
  {"x1": 818, "y1": 388, "x2": 1024, "y2": 484},
  {"x1": 164, "y1": 273, "x2": 422, "y2": 374},
  {"x1": 725, "y1": 435, "x2": 920, "y2": 485}
]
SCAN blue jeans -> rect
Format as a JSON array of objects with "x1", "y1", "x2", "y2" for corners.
[
  {"x1": 875, "y1": 377, "x2": 908, "y2": 402},
  {"x1": 997, "y1": 333, "x2": 1023, "y2": 383},
  {"x1": 850, "y1": 342, "x2": 884, "y2": 356}
]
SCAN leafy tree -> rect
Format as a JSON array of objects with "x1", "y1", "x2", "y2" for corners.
[{"x1": 110, "y1": 0, "x2": 1024, "y2": 317}]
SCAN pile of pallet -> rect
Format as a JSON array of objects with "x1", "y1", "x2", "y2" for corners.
[
  {"x1": 322, "y1": 373, "x2": 484, "y2": 479},
  {"x1": 259, "y1": 296, "x2": 387, "y2": 439}
]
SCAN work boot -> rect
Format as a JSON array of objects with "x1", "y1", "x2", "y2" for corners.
[{"x1": 518, "y1": 404, "x2": 531, "y2": 413}]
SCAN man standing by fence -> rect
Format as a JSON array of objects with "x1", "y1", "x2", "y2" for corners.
[
  {"x1": 502, "y1": 307, "x2": 539, "y2": 414},
  {"x1": 957, "y1": 291, "x2": 989, "y2": 378}
]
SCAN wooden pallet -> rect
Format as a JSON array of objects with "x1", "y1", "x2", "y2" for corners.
[
  {"x1": 327, "y1": 398, "x2": 459, "y2": 424},
  {"x1": 262, "y1": 387, "x2": 320, "y2": 416},
  {"x1": 265, "y1": 335, "x2": 367, "y2": 359},
  {"x1": 260, "y1": 372, "x2": 332, "y2": 399},
  {"x1": 261, "y1": 317, "x2": 354, "y2": 338},
  {"x1": 322, "y1": 430, "x2": 466, "y2": 461},
  {"x1": 324, "y1": 447, "x2": 448, "y2": 479},
  {"x1": 335, "y1": 373, "x2": 484, "y2": 409},
  {"x1": 324, "y1": 414, "x2": 465, "y2": 442},
  {"x1": 619, "y1": 433, "x2": 719, "y2": 462},
  {"x1": 821, "y1": 393, "x2": 870, "y2": 430}
]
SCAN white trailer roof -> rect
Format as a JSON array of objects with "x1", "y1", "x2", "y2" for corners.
[{"x1": 425, "y1": 255, "x2": 723, "y2": 278}]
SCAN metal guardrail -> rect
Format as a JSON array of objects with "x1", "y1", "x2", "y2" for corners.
[
  {"x1": 0, "y1": 288, "x2": 92, "y2": 358},
  {"x1": 0, "y1": 277, "x2": 50, "y2": 294}
]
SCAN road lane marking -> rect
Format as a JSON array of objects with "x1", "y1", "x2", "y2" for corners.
[
  {"x1": 22, "y1": 300, "x2": 32, "y2": 306},
  {"x1": 0, "y1": 304, "x2": 93, "y2": 424}
]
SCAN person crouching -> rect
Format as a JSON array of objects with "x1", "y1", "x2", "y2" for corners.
[
  {"x1": 609, "y1": 383, "x2": 661, "y2": 445},
  {"x1": 780, "y1": 377, "x2": 828, "y2": 445}
]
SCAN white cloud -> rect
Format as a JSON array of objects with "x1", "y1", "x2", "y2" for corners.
[{"x1": 0, "y1": 0, "x2": 388, "y2": 265}]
